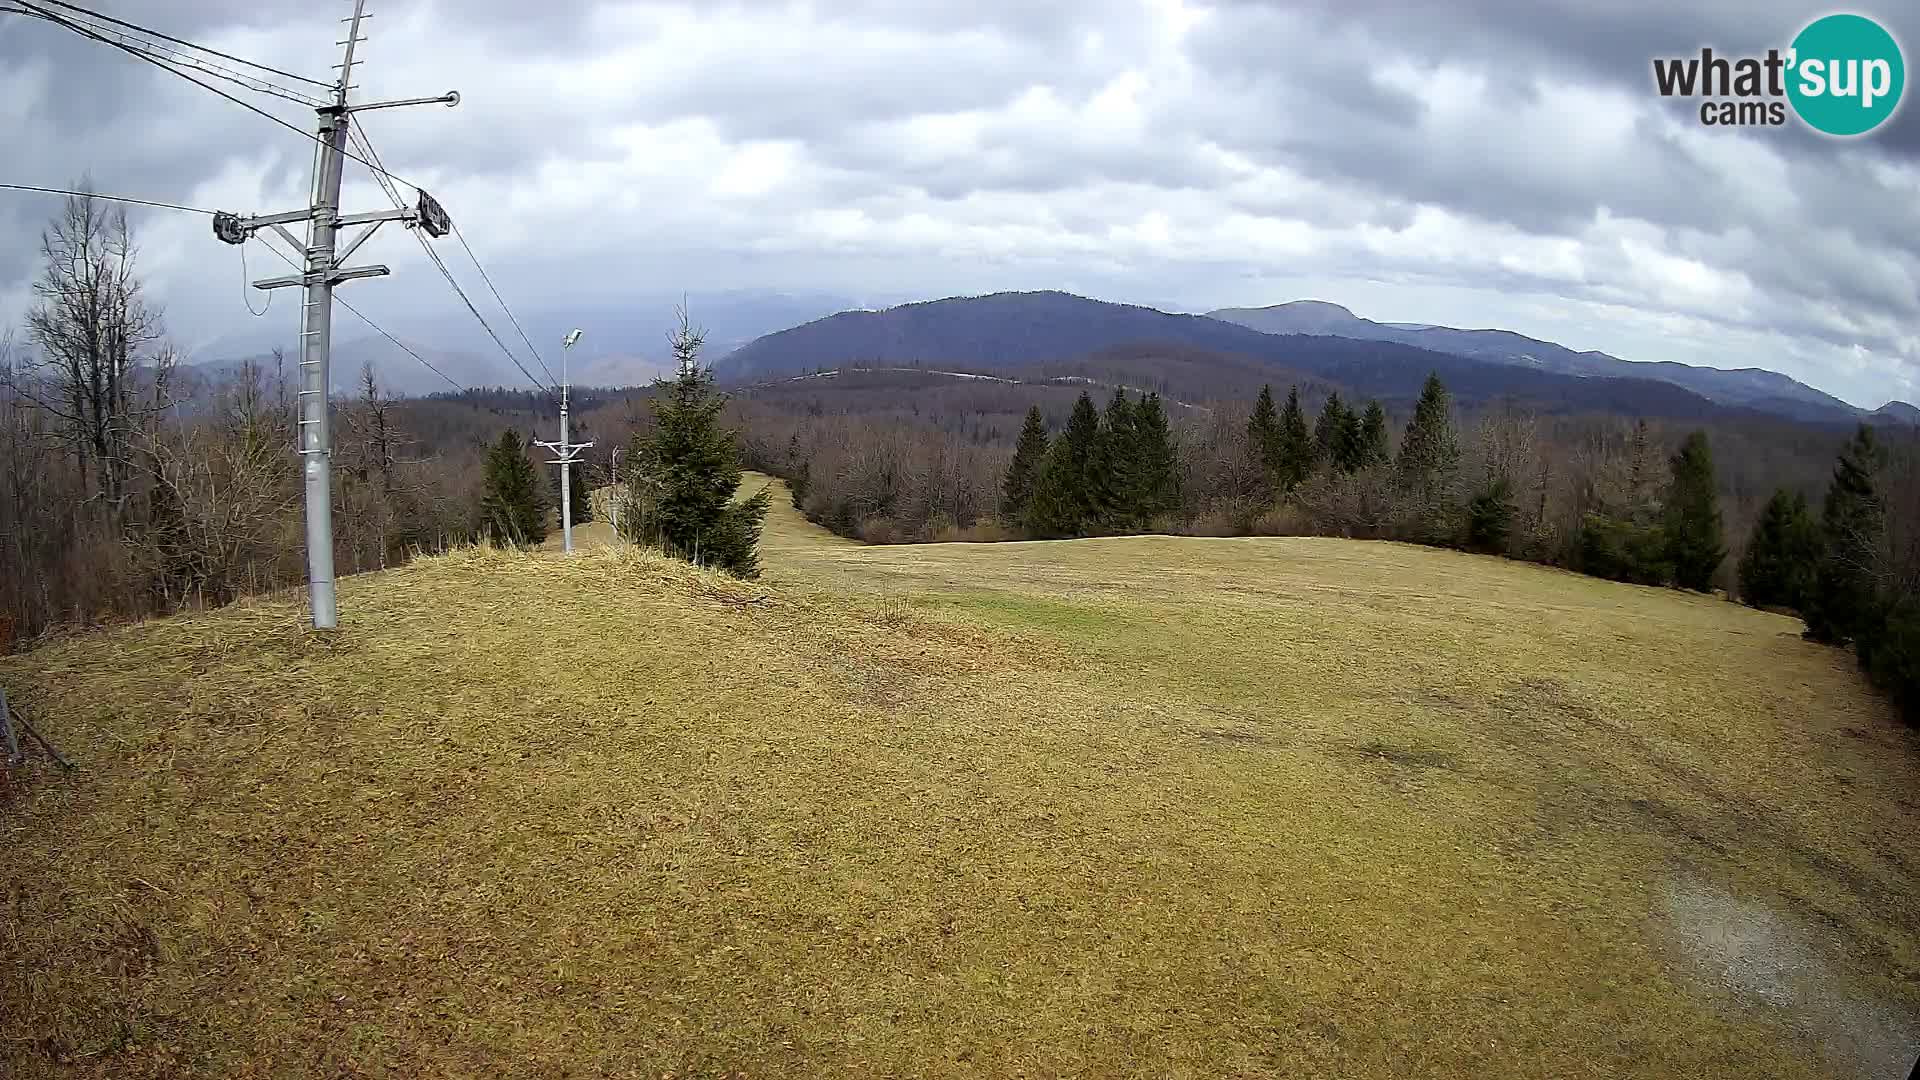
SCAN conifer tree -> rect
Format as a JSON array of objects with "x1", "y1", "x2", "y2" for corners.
[
  {"x1": 1098, "y1": 389, "x2": 1139, "y2": 528},
  {"x1": 1738, "y1": 489, "x2": 1820, "y2": 610},
  {"x1": 1805, "y1": 425, "x2": 1885, "y2": 645},
  {"x1": 1133, "y1": 392, "x2": 1180, "y2": 522},
  {"x1": 1467, "y1": 476, "x2": 1515, "y2": 554},
  {"x1": 1278, "y1": 386, "x2": 1314, "y2": 490},
  {"x1": 1336, "y1": 407, "x2": 1364, "y2": 471},
  {"x1": 785, "y1": 432, "x2": 810, "y2": 508},
  {"x1": 481, "y1": 428, "x2": 547, "y2": 547},
  {"x1": 1396, "y1": 373, "x2": 1460, "y2": 490},
  {"x1": 1002, "y1": 406, "x2": 1050, "y2": 526},
  {"x1": 1314, "y1": 393, "x2": 1351, "y2": 470},
  {"x1": 628, "y1": 315, "x2": 770, "y2": 577},
  {"x1": 1396, "y1": 373, "x2": 1462, "y2": 542},
  {"x1": 1664, "y1": 430, "x2": 1725, "y2": 592},
  {"x1": 1246, "y1": 385, "x2": 1282, "y2": 497},
  {"x1": 1026, "y1": 392, "x2": 1102, "y2": 538},
  {"x1": 1357, "y1": 400, "x2": 1390, "y2": 468}
]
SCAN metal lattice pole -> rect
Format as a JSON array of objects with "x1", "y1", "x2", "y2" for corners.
[{"x1": 209, "y1": 0, "x2": 460, "y2": 628}]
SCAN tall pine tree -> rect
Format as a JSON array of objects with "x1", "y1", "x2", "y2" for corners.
[
  {"x1": 481, "y1": 428, "x2": 547, "y2": 547},
  {"x1": 1664, "y1": 430, "x2": 1725, "y2": 592},
  {"x1": 628, "y1": 316, "x2": 771, "y2": 577},
  {"x1": 1247, "y1": 385, "x2": 1282, "y2": 498},
  {"x1": 1396, "y1": 374, "x2": 1460, "y2": 491},
  {"x1": 1026, "y1": 392, "x2": 1102, "y2": 538},
  {"x1": 1002, "y1": 406, "x2": 1050, "y2": 526},
  {"x1": 1133, "y1": 392, "x2": 1180, "y2": 523},
  {"x1": 1396, "y1": 373, "x2": 1462, "y2": 542},
  {"x1": 1738, "y1": 489, "x2": 1820, "y2": 611},
  {"x1": 1278, "y1": 386, "x2": 1314, "y2": 490},
  {"x1": 1357, "y1": 400, "x2": 1390, "y2": 468},
  {"x1": 1098, "y1": 389, "x2": 1139, "y2": 528},
  {"x1": 1804, "y1": 425, "x2": 1884, "y2": 645},
  {"x1": 1314, "y1": 393, "x2": 1352, "y2": 470}
]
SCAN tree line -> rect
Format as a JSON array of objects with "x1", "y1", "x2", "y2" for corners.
[
  {"x1": 1000, "y1": 389, "x2": 1180, "y2": 537},
  {"x1": 0, "y1": 192, "x2": 634, "y2": 649},
  {"x1": 741, "y1": 365, "x2": 1920, "y2": 721}
]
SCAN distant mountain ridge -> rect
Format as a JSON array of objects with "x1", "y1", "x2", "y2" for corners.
[
  {"x1": 715, "y1": 291, "x2": 1786, "y2": 424},
  {"x1": 718, "y1": 291, "x2": 1900, "y2": 427},
  {"x1": 1206, "y1": 300, "x2": 1878, "y2": 424}
]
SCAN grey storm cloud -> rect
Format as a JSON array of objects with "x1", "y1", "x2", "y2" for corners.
[{"x1": 1, "y1": 0, "x2": 1916, "y2": 405}]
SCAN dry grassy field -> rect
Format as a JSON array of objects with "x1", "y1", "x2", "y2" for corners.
[{"x1": 2, "y1": 473, "x2": 1917, "y2": 1078}]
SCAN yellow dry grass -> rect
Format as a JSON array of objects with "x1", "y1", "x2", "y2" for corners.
[{"x1": 2, "y1": 475, "x2": 1917, "y2": 1078}]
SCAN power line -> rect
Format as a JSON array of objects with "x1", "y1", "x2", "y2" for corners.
[
  {"x1": 28, "y1": 0, "x2": 332, "y2": 88},
  {"x1": 13, "y1": 1, "x2": 416, "y2": 191},
  {"x1": 0, "y1": 181, "x2": 215, "y2": 215},
  {"x1": 349, "y1": 121, "x2": 557, "y2": 398},
  {"x1": 255, "y1": 238, "x2": 466, "y2": 393},
  {"x1": 346, "y1": 124, "x2": 407, "y2": 213},
  {"x1": 451, "y1": 222, "x2": 558, "y2": 388},
  {"x1": 417, "y1": 236, "x2": 556, "y2": 397},
  {"x1": 6, "y1": 3, "x2": 327, "y2": 107}
]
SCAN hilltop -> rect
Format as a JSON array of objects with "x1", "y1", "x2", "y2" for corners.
[
  {"x1": 3, "y1": 495, "x2": 1917, "y2": 1078},
  {"x1": 715, "y1": 291, "x2": 1873, "y2": 426},
  {"x1": 1207, "y1": 300, "x2": 1867, "y2": 423}
]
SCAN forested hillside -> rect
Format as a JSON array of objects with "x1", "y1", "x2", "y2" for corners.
[{"x1": 717, "y1": 291, "x2": 1822, "y2": 424}]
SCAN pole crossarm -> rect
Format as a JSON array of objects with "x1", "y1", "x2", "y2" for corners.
[
  {"x1": 536, "y1": 440, "x2": 595, "y2": 461},
  {"x1": 250, "y1": 263, "x2": 390, "y2": 291},
  {"x1": 335, "y1": 206, "x2": 416, "y2": 228},
  {"x1": 349, "y1": 91, "x2": 460, "y2": 112}
]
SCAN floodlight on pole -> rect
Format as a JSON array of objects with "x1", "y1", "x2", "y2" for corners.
[{"x1": 536, "y1": 328, "x2": 592, "y2": 553}]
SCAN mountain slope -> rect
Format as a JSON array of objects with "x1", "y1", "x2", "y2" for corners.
[
  {"x1": 4, "y1": 529, "x2": 1913, "y2": 1077},
  {"x1": 1208, "y1": 301, "x2": 1863, "y2": 424},
  {"x1": 1873, "y1": 401, "x2": 1920, "y2": 425},
  {"x1": 717, "y1": 291, "x2": 1736, "y2": 420}
]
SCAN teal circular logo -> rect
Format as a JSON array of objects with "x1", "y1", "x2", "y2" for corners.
[{"x1": 1787, "y1": 14, "x2": 1905, "y2": 136}]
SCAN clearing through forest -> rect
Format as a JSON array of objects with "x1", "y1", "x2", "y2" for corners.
[{"x1": 2, "y1": 477, "x2": 1917, "y2": 1078}]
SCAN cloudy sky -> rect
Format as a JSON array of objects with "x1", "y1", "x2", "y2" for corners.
[{"x1": 2, "y1": 0, "x2": 1916, "y2": 405}]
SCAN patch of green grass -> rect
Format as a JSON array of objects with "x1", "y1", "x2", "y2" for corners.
[
  {"x1": 926, "y1": 591, "x2": 1127, "y2": 637},
  {"x1": 3, "y1": 503, "x2": 1918, "y2": 1078}
]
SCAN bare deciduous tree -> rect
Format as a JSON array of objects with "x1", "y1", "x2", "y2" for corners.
[{"x1": 17, "y1": 189, "x2": 172, "y2": 513}]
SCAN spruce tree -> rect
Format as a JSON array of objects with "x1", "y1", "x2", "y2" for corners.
[
  {"x1": 1314, "y1": 393, "x2": 1351, "y2": 470},
  {"x1": 1133, "y1": 392, "x2": 1180, "y2": 523},
  {"x1": 1805, "y1": 425, "x2": 1885, "y2": 645},
  {"x1": 1664, "y1": 430, "x2": 1725, "y2": 592},
  {"x1": 1099, "y1": 389, "x2": 1139, "y2": 528},
  {"x1": 1396, "y1": 373, "x2": 1460, "y2": 491},
  {"x1": 1336, "y1": 407, "x2": 1364, "y2": 471},
  {"x1": 481, "y1": 428, "x2": 547, "y2": 547},
  {"x1": 1467, "y1": 476, "x2": 1515, "y2": 554},
  {"x1": 1278, "y1": 386, "x2": 1314, "y2": 490},
  {"x1": 785, "y1": 432, "x2": 810, "y2": 508},
  {"x1": 1002, "y1": 406, "x2": 1050, "y2": 526},
  {"x1": 1247, "y1": 385, "x2": 1282, "y2": 497},
  {"x1": 630, "y1": 316, "x2": 770, "y2": 577},
  {"x1": 1026, "y1": 392, "x2": 1102, "y2": 538},
  {"x1": 1579, "y1": 417, "x2": 1671, "y2": 585},
  {"x1": 1357, "y1": 400, "x2": 1390, "y2": 468},
  {"x1": 1738, "y1": 489, "x2": 1820, "y2": 610}
]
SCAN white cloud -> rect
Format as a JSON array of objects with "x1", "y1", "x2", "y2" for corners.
[{"x1": 0, "y1": 0, "x2": 1915, "y2": 406}]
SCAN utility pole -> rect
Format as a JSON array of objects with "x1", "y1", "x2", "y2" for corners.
[
  {"x1": 538, "y1": 329, "x2": 593, "y2": 554},
  {"x1": 608, "y1": 445, "x2": 622, "y2": 533},
  {"x1": 210, "y1": 0, "x2": 459, "y2": 630}
]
